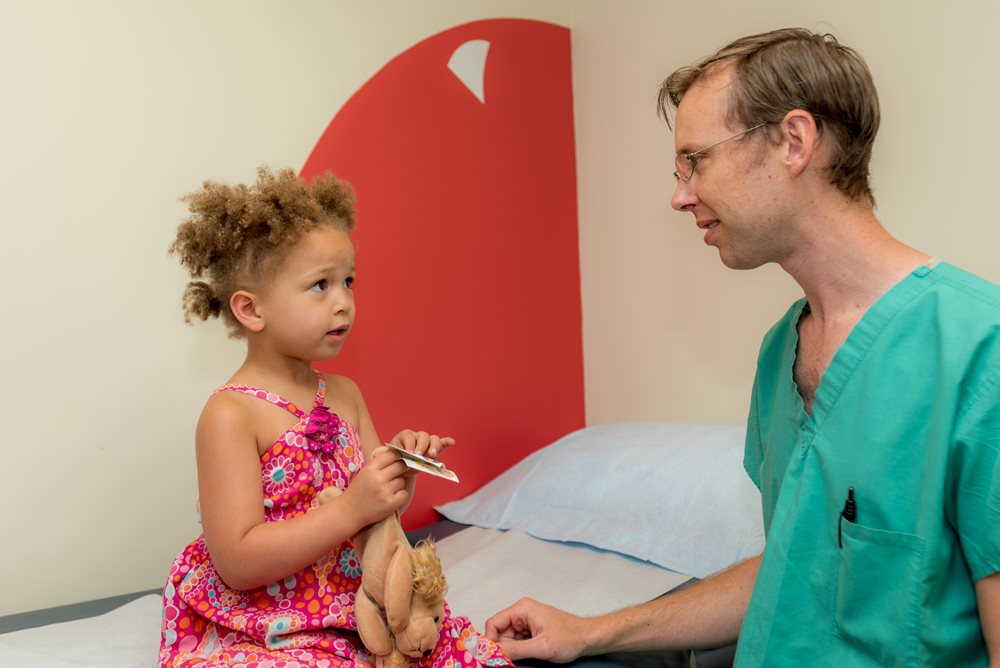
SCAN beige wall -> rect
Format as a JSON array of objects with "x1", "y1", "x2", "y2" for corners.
[
  {"x1": 574, "y1": 0, "x2": 1000, "y2": 425},
  {"x1": 3, "y1": 0, "x2": 999, "y2": 615}
]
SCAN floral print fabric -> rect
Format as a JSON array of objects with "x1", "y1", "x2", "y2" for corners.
[{"x1": 159, "y1": 374, "x2": 510, "y2": 667}]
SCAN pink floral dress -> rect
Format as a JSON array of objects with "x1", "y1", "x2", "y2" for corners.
[{"x1": 159, "y1": 374, "x2": 511, "y2": 667}]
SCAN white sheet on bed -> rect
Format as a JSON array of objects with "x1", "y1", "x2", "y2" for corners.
[
  {"x1": 437, "y1": 423, "x2": 763, "y2": 580},
  {"x1": 437, "y1": 526, "x2": 691, "y2": 631},
  {"x1": 0, "y1": 527, "x2": 690, "y2": 667},
  {"x1": 0, "y1": 593, "x2": 161, "y2": 667}
]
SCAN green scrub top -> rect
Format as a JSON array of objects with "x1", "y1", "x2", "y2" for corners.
[{"x1": 736, "y1": 261, "x2": 1000, "y2": 667}]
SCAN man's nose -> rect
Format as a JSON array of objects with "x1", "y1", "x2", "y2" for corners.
[{"x1": 671, "y1": 178, "x2": 698, "y2": 212}]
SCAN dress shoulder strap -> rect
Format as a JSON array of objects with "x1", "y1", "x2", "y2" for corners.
[
  {"x1": 212, "y1": 371, "x2": 327, "y2": 419},
  {"x1": 312, "y1": 371, "x2": 327, "y2": 408}
]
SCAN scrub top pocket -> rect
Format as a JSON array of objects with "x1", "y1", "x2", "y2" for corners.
[{"x1": 834, "y1": 520, "x2": 926, "y2": 667}]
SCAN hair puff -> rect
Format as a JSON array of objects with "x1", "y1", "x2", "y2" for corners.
[{"x1": 169, "y1": 166, "x2": 356, "y2": 337}]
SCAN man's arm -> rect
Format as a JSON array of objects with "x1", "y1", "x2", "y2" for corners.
[
  {"x1": 976, "y1": 571, "x2": 1000, "y2": 667},
  {"x1": 486, "y1": 555, "x2": 760, "y2": 663}
]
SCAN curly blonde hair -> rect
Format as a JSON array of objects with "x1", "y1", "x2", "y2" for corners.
[
  {"x1": 169, "y1": 166, "x2": 356, "y2": 337},
  {"x1": 410, "y1": 539, "x2": 448, "y2": 605}
]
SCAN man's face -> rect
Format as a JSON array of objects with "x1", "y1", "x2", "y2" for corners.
[{"x1": 670, "y1": 67, "x2": 794, "y2": 270}]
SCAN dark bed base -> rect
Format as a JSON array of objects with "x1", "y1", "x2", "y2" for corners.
[{"x1": 0, "y1": 588, "x2": 161, "y2": 635}]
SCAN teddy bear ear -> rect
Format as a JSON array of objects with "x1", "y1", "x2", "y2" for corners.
[
  {"x1": 355, "y1": 590, "x2": 393, "y2": 657},
  {"x1": 383, "y1": 548, "x2": 415, "y2": 632}
]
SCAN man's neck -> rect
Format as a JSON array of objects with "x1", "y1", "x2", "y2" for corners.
[{"x1": 778, "y1": 204, "x2": 930, "y2": 323}]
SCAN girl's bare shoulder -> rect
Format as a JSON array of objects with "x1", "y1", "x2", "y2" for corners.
[
  {"x1": 321, "y1": 373, "x2": 365, "y2": 423},
  {"x1": 197, "y1": 390, "x2": 260, "y2": 439},
  {"x1": 323, "y1": 373, "x2": 362, "y2": 396}
]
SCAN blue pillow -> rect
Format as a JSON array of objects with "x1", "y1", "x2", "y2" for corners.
[{"x1": 435, "y1": 423, "x2": 764, "y2": 578}]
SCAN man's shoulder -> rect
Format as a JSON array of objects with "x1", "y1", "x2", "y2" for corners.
[
  {"x1": 911, "y1": 262, "x2": 1000, "y2": 337},
  {"x1": 928, "y1": 262, "x2": 1000, "y2": 312}
]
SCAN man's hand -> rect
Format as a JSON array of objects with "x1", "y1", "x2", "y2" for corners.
[{"x1": 486, "y1": 598, "x2": 590, "y2": 663}]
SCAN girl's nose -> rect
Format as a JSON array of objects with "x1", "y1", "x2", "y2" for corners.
[{"x1": 332, "y1": 291, "x2": 352, "y2": 314}]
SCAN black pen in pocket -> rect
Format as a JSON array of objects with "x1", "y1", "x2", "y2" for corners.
[{"x1": 839, "y1": 486, "x2": 856, "y2": 548}]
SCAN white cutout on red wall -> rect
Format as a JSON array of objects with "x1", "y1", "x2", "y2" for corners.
[{"x1": 447, "y1": 39, "x2": 490, "y2": 104}]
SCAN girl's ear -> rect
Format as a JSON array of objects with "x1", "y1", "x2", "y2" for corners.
[{"x1": 230, "y1": 290, "x2": 265, "y2": 333}]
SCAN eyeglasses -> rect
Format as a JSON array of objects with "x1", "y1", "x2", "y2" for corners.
[{"x1": 673, "y1": 122, "x2": 769, "y2": 182}]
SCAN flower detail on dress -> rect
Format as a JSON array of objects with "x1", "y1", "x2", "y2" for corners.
[
  {"x1": 302, "y1": 405, "x2": 343, "y2": 454},
  {"x1": 218, "y1": 587, "x2": 249, "y2": 611},
  {"x1": 339, "y1": 547, "x2": 361, "y2": 578},
  {"x1": 262, "y1": 455, "x2": 294, "y2": 495}
]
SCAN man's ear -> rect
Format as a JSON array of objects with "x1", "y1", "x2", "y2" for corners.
[
  {"x1": 230, "y1": 290, "x2": 265, "y2": 333},
  {"x1": 780, "y1": 109, "x2": 819, "y2": 177}
]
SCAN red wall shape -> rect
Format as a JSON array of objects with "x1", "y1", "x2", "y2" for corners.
[{"x1": 302, "y1": 19, "x2": 584, "y2": 528}]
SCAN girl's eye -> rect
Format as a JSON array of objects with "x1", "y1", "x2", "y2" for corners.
[
  {"x1": 310, "y1": 279, "x2": 328, "y2": 292},
  {"x1": 344, "y1": 276, "x2": 355, "y2": 289}
]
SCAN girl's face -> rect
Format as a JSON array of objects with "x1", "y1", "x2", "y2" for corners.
[{"x1": 256, "y1": 225, "x2": 356, "y2": 361}]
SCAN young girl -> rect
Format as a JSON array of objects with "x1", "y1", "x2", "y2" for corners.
[{"x1": 160, "y1": 167, "x2": 511, "y2": 667}]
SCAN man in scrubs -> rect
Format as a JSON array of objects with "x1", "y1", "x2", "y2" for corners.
[{"x1": 485, "y1": 28, "x2": 1000, "y2": 666}]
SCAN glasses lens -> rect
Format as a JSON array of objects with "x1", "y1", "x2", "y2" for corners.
[{"x1": 675, "y1": 155, "x2": 692, "y2": 181}]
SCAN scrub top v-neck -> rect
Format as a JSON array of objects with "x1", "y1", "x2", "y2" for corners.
[{"x1": 736, "y1": 261, "x2": 1000, "y2": 667}]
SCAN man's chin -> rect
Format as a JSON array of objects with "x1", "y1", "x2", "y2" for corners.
[{"x1": 718, "y1": 251, "x2": 764, "y2": 271}]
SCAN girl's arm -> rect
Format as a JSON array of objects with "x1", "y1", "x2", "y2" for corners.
[
  {"x1": 196, "y1": 391, "x2": 409, "y2": 591},
  {"x1": 333, "y1": 375, "x2": 420, "y2": 510},
  {"x1": 332, "y1": 375, "x2": 454, "y2": 515}
]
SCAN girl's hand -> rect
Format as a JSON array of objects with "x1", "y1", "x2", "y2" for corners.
[
  {"x1": 342, "y1": 447, "x2": 409, "y2": 527},
  {"x1": 391, "y1": 429, "x2": 455, "y2": 459}
]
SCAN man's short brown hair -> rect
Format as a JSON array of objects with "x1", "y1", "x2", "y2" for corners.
[{"x1": 660, "y1": 28, "x2": 880, "y2": 206}]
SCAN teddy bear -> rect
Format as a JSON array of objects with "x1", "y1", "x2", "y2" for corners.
[{"x1": 317, "y1": 450, "x2": 447, "y2": 667}]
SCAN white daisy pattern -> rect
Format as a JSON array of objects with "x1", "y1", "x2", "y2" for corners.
[{"x1": 262, "y1": 455, "x2": 294, "y2": 495}]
